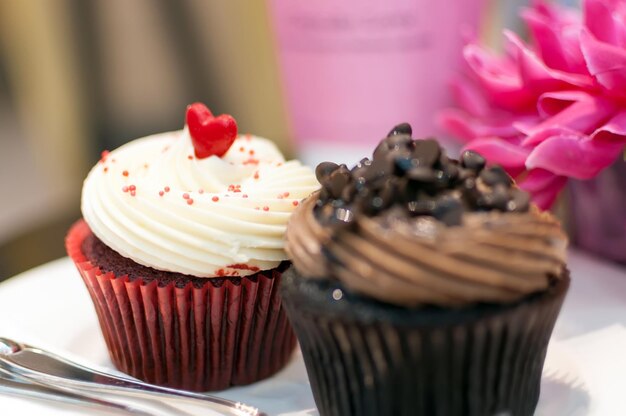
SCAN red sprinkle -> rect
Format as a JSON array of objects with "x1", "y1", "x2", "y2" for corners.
[
  {"x1": 263, "y1": 206, "x2": 269, "y2": 211},
  {"x1": 226, "y1": 263, "x2": 260, "y2": 272},
  {"x1": 129, "y1": 185, "x2": 136, "y2": 191},
  {"x1": 212, "y1": 196, "x2": 219, "y2": 202},
  {"x1": 283, "y1": 192, "x2": 290, "y2": 197},
  {"x1": 214, "y1": 268, "x2": 239, "y2": 277},
  {"x1": 122, "y1": 170, "x2": 129, "y2": 177},
  {"x1": 187, "y1": 198, "x2": 194, "y2": 205},
  {"x1": 164, "y1": 186, "x2": 170, "y2": 192},
  {"x1": 130, "y1": 190, "x2": 136, "y2": 197},
  {"x1": 122, "y1": 186, "x2": 129, "y2": 192},
  {"x1": 293, "y1": 200, "x2": 299, "y2": 206},
  {"x1": 159, "y1": 191, "x2": 164, "y2": 197},
  {"x1": 182, "y1": 193, "x2": 190, "y2": 199},
  {"x1": 99, "y1": 150, "x2": 110, "y2": 163}
]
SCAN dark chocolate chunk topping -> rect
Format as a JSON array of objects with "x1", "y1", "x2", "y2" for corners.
[
  {"x1": 316, "y1": 161, "x2": 340, "y2": 184},
  {"x1": 314, "y1": 123, "x2": 530, "y2": 228},
  {"x1": 479, "y1": 165, "x2": 513, "y2": 187},
  {"x1": 387, "y1": 122, "x2": 412, "y2": 137},
  {"x1": 461, "y1": 150, "x2": 486, "y2": 171},
  {"x1": 412, "y1": 139, "x2": 440, "y2": 168}
]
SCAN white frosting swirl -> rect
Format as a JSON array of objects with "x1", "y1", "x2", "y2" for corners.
[{"x1": 82, "y1": 129, "x2": 318, "y2": 277}]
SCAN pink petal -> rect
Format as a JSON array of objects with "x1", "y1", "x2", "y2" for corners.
[
  {"x1": 505, "y1": 31, "x2": 595, "y2": 91},
  {"x1": 580, "y1": 28, "x2": 626, "y2": 93},
  {"x1": 522, "y1": 5, "x2": 586, "y2": 73},
  {"x1": 438, "y1": 109, "x2": 479, "y2": 142},
  {"x1": 449, "y1": 77, "x2": 491, "y2": 118},
  {"x1": 438, "y1": 109, "x2": 523, "y2": 143},
  {"x1": 536, "y1": 91, "x2": 593, "y2": 117},
  {"x1": 519, "y1": 168, "x2": 567, "y2": 210},
  {"x1": 522, "y1": 93, "x2": 616, "y2": 145},
  {"x1": 464, "y1": 137, "x2": 530, "y2": 173},
  {"x1": 583, "y1": 0, "x2": 626, "y2": 47},
  {"x1": 533, "y1": 0, "x2": 581, "y2": 27},
  {"x1": 525, "y1": 132, "x2": 625, "y2": 179},
  {"x1": 520, "y1": 125, "x2": 581, "y2": 146},
  {"x1": 463, "y1": 43, "x2": 536, "y2": 111},
  {"x1": 591, "y1": 110, "x2": 626, "y2": 142}
]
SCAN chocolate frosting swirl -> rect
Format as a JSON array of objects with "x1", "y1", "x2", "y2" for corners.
[{"x1": 285, "y1": 126, "x2": 567, "y2": 307}]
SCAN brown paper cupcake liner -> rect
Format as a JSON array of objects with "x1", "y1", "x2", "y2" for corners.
[
  {"x1": 281, "y1": 267, "x2": 569, "y2": 416},
  {"x1": 67, "y1": 220, "x2": 296, "y2": 391}
]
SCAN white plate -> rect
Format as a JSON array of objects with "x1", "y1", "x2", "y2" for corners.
[{"x1": 0, "y1": 250, "x2": 625, "y2": 415}]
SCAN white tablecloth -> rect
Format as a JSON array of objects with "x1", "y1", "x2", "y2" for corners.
[{"x1": 0, "y1": 250, "x2": 625, "y2": 415}]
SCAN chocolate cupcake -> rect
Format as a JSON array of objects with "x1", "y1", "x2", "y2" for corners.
[
  {"x1": 66, "y1": 103, "x2": 318, "y2": 391},
  {"x1": 282, "y1": 124, "x2": 569, "y2": 415}
]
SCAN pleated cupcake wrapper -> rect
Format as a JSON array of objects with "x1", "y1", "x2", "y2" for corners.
[
  {"x1": 281, "y1": 269, "x2": 569, "y2": 416},
  {"x1": 66, "y1": 220, "x2": 296, "y2": 391}
]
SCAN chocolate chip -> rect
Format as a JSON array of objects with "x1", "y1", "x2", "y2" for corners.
[
  {"x1": 385, "y1": 134, "x2": 413, "y2": 151},
  {"x1": 377, "y1": 180, "x2": 397, "y2": 208},
  {"x1": 444, "y1": 164, "x2": 459, "y2": 183},
  {"x1": 393, "y1": 156, "x2": 415, "y2": 174},
  {"x1": 387, "y1": 122, "x2": 412, "y2": 137},
  {"x1": 341, "y1": 183, "x2": 357, "y2": 202},
  {"x1": 364, "y1": 156, "x2": 394, "y2": 183},
  {"x1": 405, "y1": 167, "x2": 436, "y2": 182},
  {"x1": 318, "y1": 188, "x2": 331, "y2": 203},
  {"x1": 457, "y1": 167, "x2": 474, "y2": 181},
  {"x1": 507, "y1": 189, "x2": 530, "y2": 212},
  {"x1": 490, "y1": 184, "x2": 510, "y2": 210},
  {"x1": 412, "y1": 139, "x2": 441, "y2": 168},
  {"x1": 461, "y1": 150, "x2": 486, "y2": 171},
  {"x1": 335, "y1": 207, "x2": 355, "y2": 222},
  {"x1": 373, "y1": 140, "x2": 390, "y2": 160},
  {"x1": 316, "y1": 162, "x2": 339, "y2": 183},
  {"x1": 325, "y1": 165, "x2": 351, "y2": 198},
  {"x1": 461, "y1": 177, "x2": 480, "y2": 207},
  {"x1": 407, "y1": 199, "x2": 436, "y2": 216},
  {"x1": 479, "y1": 165, "x2": 512, "y2": 187},
  {"x1": 313, "y1": 126, "x2": 525, "y2": 228},
  {"x1": 351, "y1": 158, "x2": 371, "y2": 180},
  {"x1": 433, "y1": 195, "x2": 463, "y2": 226},
  {"x1": 476, "y1": 185, "x2": 509, "y2": 211}
]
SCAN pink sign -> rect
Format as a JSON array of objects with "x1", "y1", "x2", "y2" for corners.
[{"x1": 269, "y1": 0, "x2": 486, "y2": 152}]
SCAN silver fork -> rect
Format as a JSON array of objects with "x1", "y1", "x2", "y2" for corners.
[
  {"x1": 0, "y1": 363, "x2": 155, "y2": 415},
  {"x1": 0, "y1": 337, "x2": 266, "y2": 416}
]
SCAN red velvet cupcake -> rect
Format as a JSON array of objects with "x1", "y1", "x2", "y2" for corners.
[{"x1": 66, "y1": 103, "x2": 317, "y2": 391}]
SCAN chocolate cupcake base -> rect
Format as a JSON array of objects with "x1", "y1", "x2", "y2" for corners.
[
  {"x1": 67, "y1": 220, "x2": 297, "y2": 391},
  {"x1": 281, "y1": 267, "x2": 569, "y2": 416}
]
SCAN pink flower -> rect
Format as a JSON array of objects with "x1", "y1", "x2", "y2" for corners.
[{"x1": 439, "y1": 0, "x2": 626, "y2": 209}]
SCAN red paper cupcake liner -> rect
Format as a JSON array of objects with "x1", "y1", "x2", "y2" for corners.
[{"x1": 66, "y1": 220, "x2": 296, "y2": 391}]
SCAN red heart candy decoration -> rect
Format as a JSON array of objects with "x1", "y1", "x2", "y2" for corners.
[{"x1": 186, "y1": 102, "x2": 238, "y2": 158}]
